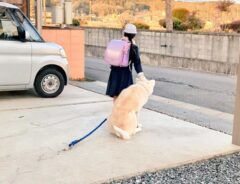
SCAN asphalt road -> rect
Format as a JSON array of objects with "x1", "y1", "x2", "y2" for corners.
[{"x1": 85, "y1": 57, "x2": 236, "y2": 114}]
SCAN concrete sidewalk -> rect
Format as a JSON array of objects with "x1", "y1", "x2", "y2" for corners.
[
  {"x1": 0, "y1": 85, "x2": 239, "y2": 184},
  {"x1": 70, "y1": 80, "x2": 234, "y2": 134}
]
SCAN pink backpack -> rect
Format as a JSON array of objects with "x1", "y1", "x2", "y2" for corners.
[{"x1": 104, "y1": 40, "x2": 131, "y2": 67}]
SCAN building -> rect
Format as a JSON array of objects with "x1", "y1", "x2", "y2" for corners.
[{"x1": 0, "y1": 0, "x2": 30, "y2": 17}]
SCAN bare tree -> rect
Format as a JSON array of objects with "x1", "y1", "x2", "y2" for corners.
[
  {"x1": 217, "y1": 0, "x2": 234, "y2": 12},
  {"x1": 216, "y1": 0, "x2": 235, "y2": 32},
  {"x1": 165, "y1": 0, "x2": 173, "y2": 31}
]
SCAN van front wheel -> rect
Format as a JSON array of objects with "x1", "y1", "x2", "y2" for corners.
[{"x1": 34, "y1": 68, "x2": 65, "y2": 98}]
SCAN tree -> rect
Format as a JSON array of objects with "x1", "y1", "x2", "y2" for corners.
[
  {"x1": 165, "y1": 0, "x2": 173, "y2": 31},
  {"x1": 173, "y1": 8, "x2": 190, "y2": 22}
]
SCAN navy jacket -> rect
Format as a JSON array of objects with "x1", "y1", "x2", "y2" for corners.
[{"x1": 129, "y1": 44, "x2": 143, "y2": 73}]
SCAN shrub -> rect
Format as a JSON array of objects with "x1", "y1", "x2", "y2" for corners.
[
  {"x1": 173, "y1": 18, "x2": 188, "y2": 31},
  {"x1": 172, "y1": 8, "x2": 190, "y2": 22},
  {"x1": 186, "y1": 13, "x2": 204, "y2": 30},
  {"x1": 159, "y1": 11, "x2": 203, "y2": 31},
  {"x1": 133, "y1": 22, "x2": 150, "y2": 30},
  {"x1": 221, "y1": 20, "x2": 240, "y2": 33},
  {"x1": 203, "y1": 21, "x2": 214, "y2": 30},
  {"x1": 72, "y1": 18, "x2": 80, "y2": 26},
  {"x1": 159, "y1": 18, "x2": 188, "y2": 31},
  {"x1": 159, "y1": 19, "x2": 166, "y2": 28}
]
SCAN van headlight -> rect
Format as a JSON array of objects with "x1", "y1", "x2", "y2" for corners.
[{"x1": 59, "y1": 48, "x2": 67, "y2": 58}]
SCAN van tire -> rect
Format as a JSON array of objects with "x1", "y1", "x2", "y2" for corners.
[{"x1": 34, "y1": 68, "x2": 65, "y2": 98}]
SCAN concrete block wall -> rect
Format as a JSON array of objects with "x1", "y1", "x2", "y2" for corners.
[
  {"x1": 43, "y1": 27, "x2": 85, "y2": 80},
  {"x1": 85, "y1": 27, "x2": 240, "y2": 75}
]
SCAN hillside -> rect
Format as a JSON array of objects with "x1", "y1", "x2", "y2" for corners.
[{"x1": 45, "y1": 0, "x2": 240, "y2": 32}]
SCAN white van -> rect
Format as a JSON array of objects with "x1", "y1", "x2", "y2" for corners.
[{"x1": 0, "y1": 3, "x2": 68, "y2": 98}]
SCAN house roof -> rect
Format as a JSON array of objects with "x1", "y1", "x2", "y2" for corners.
[{"x1": 0, "y1": 2, "x2": 19, "y2": 9}]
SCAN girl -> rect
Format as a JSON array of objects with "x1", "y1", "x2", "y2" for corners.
[{"x1": 106, "y1": 23, "x2": 146, "y2": 102}]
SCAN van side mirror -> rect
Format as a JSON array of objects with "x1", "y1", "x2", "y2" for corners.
[{"x1": 17, "y1": 26, "x2": 26, "y2": 42}]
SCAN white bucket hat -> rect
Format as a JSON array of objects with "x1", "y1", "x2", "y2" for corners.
[{"x1": 123, "y1": 23, "x2": 137, "y2": 34}]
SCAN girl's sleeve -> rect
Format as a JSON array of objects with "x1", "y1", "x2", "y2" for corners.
[{"x1": 133, "y1": 46, "x2": 143, "y2": 74}]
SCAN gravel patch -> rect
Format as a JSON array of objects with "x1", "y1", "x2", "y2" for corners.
[{"x1": 105, "y1": 152, "x2": 240, "y2": 184}]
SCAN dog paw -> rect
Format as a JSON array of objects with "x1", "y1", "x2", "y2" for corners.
[
  {"x1": 135, "y1": 127, "x2": 142, "y2": 134},
  {"x1": 122, "y1": 134, "x2": 131, "y2": 140},
  {"x1": 137, "y1": 123, "x2": 143, "y2": 128}
]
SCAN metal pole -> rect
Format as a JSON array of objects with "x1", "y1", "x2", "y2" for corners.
[
  {"x1": 35, "y1": 0, "x2": 42, "y2": 34},
  {"x1": 43, "y1": 0, "x2": 46, "y2": 25},
  {"x1": 233, "y1": 65, "x2": 240, "y2": 145},
  {"x1": 27, "y1": 0, "x2": 30, "y2": 18},
  {"x1": 165, "y1": 0, "x2": 173, "y2": 31}
]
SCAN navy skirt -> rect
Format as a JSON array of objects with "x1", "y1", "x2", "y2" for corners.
[{"x1": 106, "y1": 66, "x2": 133, "y2": 97}]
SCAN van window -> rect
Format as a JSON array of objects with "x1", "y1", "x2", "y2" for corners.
[
  {"x1": 0, "y1": 8, "x2": 19, "y2": 40},
  {"x1": 13, "y1": 9, "x2": 42, "y2": 42}
]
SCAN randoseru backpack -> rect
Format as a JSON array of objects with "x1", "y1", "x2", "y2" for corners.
[{"x1": 104, "y1": 39, "x2": 131, "y2": 67}]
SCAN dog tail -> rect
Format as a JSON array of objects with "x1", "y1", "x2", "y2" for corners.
[{"x1": 113, "y1": 126, "x2": 130, "y2": 140}]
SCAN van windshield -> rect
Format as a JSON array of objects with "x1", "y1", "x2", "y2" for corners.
[{"x1": 12, "y1": 9, "x2": 43, "y2": 42}]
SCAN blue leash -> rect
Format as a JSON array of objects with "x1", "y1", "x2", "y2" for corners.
[{"x1": 68, "y1": 118, "x2": 107, "y2": 149}]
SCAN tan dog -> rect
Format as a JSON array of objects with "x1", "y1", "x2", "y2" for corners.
[{"x1": 107, "y1": 78, "x2": 155, "y2": 140}]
